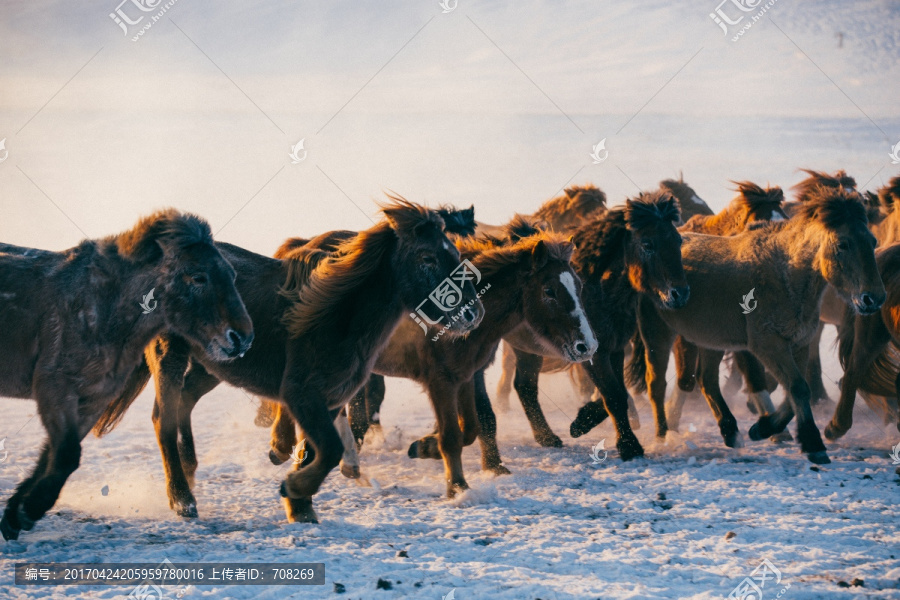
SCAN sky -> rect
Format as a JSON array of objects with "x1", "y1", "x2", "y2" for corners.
[{"x1": 1, "y1": 0, "x2": 899, "y2": 254}]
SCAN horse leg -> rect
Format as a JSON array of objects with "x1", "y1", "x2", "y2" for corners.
[
  {"x1": 335, "y1": 407, "x2": 360, "y2": 479},
  {"x1": 147, "y1": 338, "x2": 200, "y2": 518},
  {"x1": 365, "y1": 374, "x2": 386, "y2": 429},
  {"x1": 575, "y1": 351, "x2": 644, "y2": 461},
  {"x1": 6, "y1": 389, "x2": 101, "y2": 538},
  {"x1": 696, "y1": 348, "x2": 742, "y2": 448},
  {"x1": 512, "y1": 349, "x2": 563, "y2": 447},
  {"x1": 1, "y1": 444, "x2": 51, "y2": 540},
  {"x1": 473, "y1": 369, "x2": 510, "y2": 475},
  {"x1": 347, "y1": 387, "x2": 369, "y2": 449},
  {"x1": 280, "y1": 389, "x2": 344, "y2": 524},
  {"x1": 494, "y1": 342, "x2": 516, "y2": 412},
  {"x1": 732, "y1": 350, "x2": 790, "y2": 442},
  {"x1": 269, "y1": 403, "x2": 297, "y2": 465},
  {"x1": 825, "y1": 325, "x2": 885, "y2": 440},
  {"x1": 254, "y1": 399, "x2": 278, "y2": 427},
  {"x1": 749, "y1": 341, "x2": 829, "y2": 463},
  {"x1": 408, "y1": 379, "x2": 468, "y2": 497},
  {"x1": 177, "y1": 364, "x2": 221, "y2": 488},
  {"x1": 806, "y1": 322, "x2": 829, "y2": 405},
  {"x1": 666, "y1": 335, "x2": 698, "y2": 432},
  {"x1": 640, "y1": 305, "x2": 677, "y2": 440}
]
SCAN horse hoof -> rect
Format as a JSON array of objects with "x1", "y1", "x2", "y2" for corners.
[
  {"x1": 724, "y1": 431, "x2": 744, "y2": 449},
  {"x1": 617, "y1": 437, "x2": 645, "y2": 462},
  {"x1": 174, "y1": 502, "x2": 198, "y2": 519},
  {"x1": 340, "y1": 464, "x2": 361, "y2": 479},
  {"x1": 0, "y1": 515, "x2": 20, "y2": 541},
  {"x1": 488, "y1": 464, "x2": 512, "y2": 476},
  {"x1": 269, "y1": 449, "x2": 289, "y2": 466},
  {"x1": 823, "y1": 422, "x2": 845, "y2": 441},
  {"x1": 407, "y1": 441, "x2": 420, "y2": 459},
  {"x1": 16, "y1": 507, "x2": 35, "y2": 532},
  {"x1": 284, "y1": 498, "x2": 318, "y2": 524},
  {"x1": 807, "y1": 451, "x2": 831, "y2": 465},
  {"x1": 535, "y1": 432, "x2": 563, "y2": 448},
  {"x1": 447, "y1": 482, "x2": 469, "y2": 498}
]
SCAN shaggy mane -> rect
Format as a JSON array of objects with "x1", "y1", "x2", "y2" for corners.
[
  {"x1": 456, "y1": 231, "x2": 574, "y2": 279},
  {"x1": 793, "y1": 169, "x2": 857, "y2": 203},
  {"x1": 795, "y1": 186, "x2": 868, "y2": 229},
  {"x1": 436, "y1": 204, "x2": 476, "y2": 237},
  {"x1": 115, "y1": 209, "x2": 213, "y2": 262},
  {"x1": 572, "y1": 190, "x2": 679, "y2": 276},
  {"x1": 878, "y1": 175, "x2": 900, "y2": 213},
  {"x1": 281, "y1": 197, "x2": 442, "y2": 337},
  {"x1": 534, "y1": 185, "x2": 606, "y2": 228}
]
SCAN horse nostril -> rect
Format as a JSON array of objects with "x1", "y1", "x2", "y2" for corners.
[
  {"x1": 575, "y1": 341, "x2": 588, "y2": 355},
  {"x1": 227, "y1": 329, "x2": 242, "y2": 350},
  {"x1": 462, "y1": 307, "x2": 476, "y2": 322},
  {"x1": 670, "y1": 289, "x2": 681, "y2": 301},
  {"x1": 861, "y1": 293, "x2": 875, "y2": 307}
]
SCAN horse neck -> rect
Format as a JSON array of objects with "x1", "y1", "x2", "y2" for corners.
[
  {"x1": 581, "y1": 253, "x2": 638, "y2": 318},
  {"x1": 98, "y1": 248, "x2": 170, "y2": 366},
  {"x1": 703, "y1": 204, "x2": 745, "y2": 235},
  {"x1": 873, "y1": 210, "x2": 900, "y2": 246},
  {"x1": 465, "y1": 266, "x2": 523, "y2": 344},
  {"x1": 769, "y1": 220, "x2": 830, "y2": 304}
]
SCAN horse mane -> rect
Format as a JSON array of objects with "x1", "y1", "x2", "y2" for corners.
[
  {"x1": 477, "y1": 214, "x2": 548, "y2": 247},
  {"x1": 680, "y1": 182, "x2": 783, "y2": 234},
  {"x1": 456, "y1": 231, "x2": 574, "y2": 279},
  {"x1": 114, "y1": 209, "x2": 213, "y2": 263},
  {"x1": 572, "y1": 190, "x2": 679, "y2": 277},
  {"x1": 878, "y1": 175, "x2": 900, "y2": 213},
  {"x1": 793, "y1": 169, "x2": 857, "y2": 203},
  {"x1": 534, "y1": 185, "x2": 606, "y2": 227},
  {"x1": 436, "y1": 204, "x2": 477, "y2": 237},
  {"x1": 281, "y1": 197, "x2": 441, "y2": 337},
  {"x1": 794, "y1": 186, "x2": 868, "y2": 229}
]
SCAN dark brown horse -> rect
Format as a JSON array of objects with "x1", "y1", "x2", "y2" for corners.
[
  {"x1": 659, "y1": 175, "x2": 715, "y2": 224},
  {"x1": 494, "y1": 177, "x2": 710, "y2": 444},
  {"x1": 94, "y1": 198, "x2": 485, "y2": 523},
  {"x1": 628, "y1": 182, "x2": 789, "y2": 439},
  {"x1": 277, "y1": 231, "x2": 597, "y2": 493},
  {"x1": 509, "y1": 191, "x2": 689, "y2": 461},
  {"x1": 0, "y1": 210, "x2": 253, "y2": 540},
  {"x1": 635, "y1": 187, "x2": 884, "y2": 464}
]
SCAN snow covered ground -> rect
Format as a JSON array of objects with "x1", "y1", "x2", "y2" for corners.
[
  {"x1": 2, "y1": 0, "x2": 900, "y2": 597},
  {"x1": 0, "y1": 336, "x2": 898, "y2": 599}
]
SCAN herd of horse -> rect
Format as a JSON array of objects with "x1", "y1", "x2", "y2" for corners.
[{"x1": 1, "y1": 170, "x2": 898, "y2": 541}]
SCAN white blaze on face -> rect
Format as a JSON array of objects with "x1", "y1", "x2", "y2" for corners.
[
  {"x1": 691, "y1": 194, "x2": 705, "y2": 205},
  {"x1": 559, "y1": 271, "x2": 597, "y2": 351}
]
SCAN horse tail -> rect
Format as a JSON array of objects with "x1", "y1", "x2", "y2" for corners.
[
  {"x1": 625, "y1": 331, "x2": 648, "y2": 393},
  {"x1": 93, "y1": 356, "x2": 151, "y2": 437}
]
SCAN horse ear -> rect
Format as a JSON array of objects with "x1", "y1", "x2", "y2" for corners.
[
  {"x1": 531, "y1": 240, "x2": 549, "y2": 271},
  {"x1": 565, "y1": 188, "x2": 577, "y2": 199}
]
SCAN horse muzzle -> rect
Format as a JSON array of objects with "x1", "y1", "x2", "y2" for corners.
[
  {"x1": 852, "y1": 291, "x2": 884, "y2": 315},
  {"x1": 661, "y1": 285, "x2": 690, "y2": 309}
]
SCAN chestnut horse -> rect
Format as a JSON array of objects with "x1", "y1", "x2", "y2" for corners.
[
  {"x1": 94, "y1": 198, "x2": 485, "y2": 523},
  {"x1": 635, "y1": 187, "x2": 884, "y2": 464},
  {"x1": 0, "y1": 210, "x2": 253, "y2": 540}
]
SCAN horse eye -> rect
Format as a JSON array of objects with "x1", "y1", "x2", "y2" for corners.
[
  {"x1": 837, "y1": 241, "x2": 850, "y2": 252},
  {"x1": 543, "y1": 286, "x2": 556, "y2": 299},
  {"x1": 191, "y1": 274, "x2": 208, "y2": 285},
  {"x1": 641, "y1": 240, "x2": 655, "y2": 252},
  {"x1": 421, "y1": 254, "x2": 438, "y2": 265}
]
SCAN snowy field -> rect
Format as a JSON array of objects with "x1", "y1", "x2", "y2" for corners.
[{"x1": 2, "y1": 0, "x2": 900, "y2": 597}]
